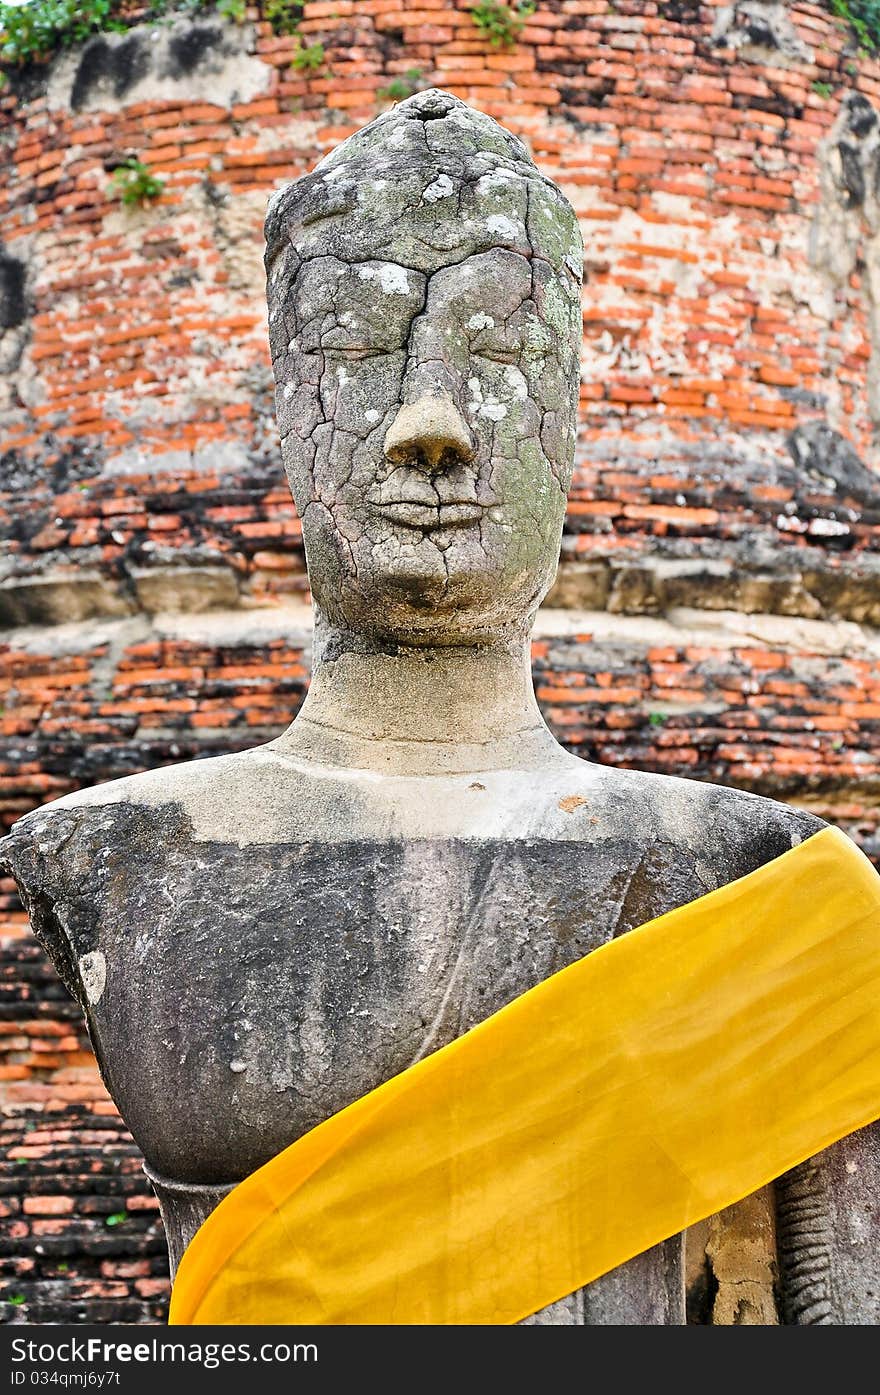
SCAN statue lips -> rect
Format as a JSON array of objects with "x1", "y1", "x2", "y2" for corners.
[{"x1": 374, "y1": 500, "x2": 487, "y2": 531}]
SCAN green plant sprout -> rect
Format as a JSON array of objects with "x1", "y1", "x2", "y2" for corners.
[
  {"x1": 829, "y1": 0, "x2": 880, "y2": 53},
  {"x1": 291, "y1": 38, "x2": 324, "y2": 72},
  {"x1": 111, "y1": 158, "x2": 165, "y2": 207},
  {"x1": 264, "y1": 0, "x2": 303, "y2": 36},
  {"x1": 377, "y1": 68, "x2": 423, "y2": 103},
  {"x1": 470, "y1": 0, "x2": 535, "y2": 49},
  {"x1": 0, "y1": 0, "x2": 290, "y2": 75},
  {"x1": 0, "y1": 0, "x2": 123, "y2": 66}
]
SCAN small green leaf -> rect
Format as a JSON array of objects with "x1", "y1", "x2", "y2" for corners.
[
  {"x1": 377, "y1": 68, "x2": 423, "y2": 103},
  {"x1": 110, "y1": 158, "x2": 165, "y2": 208},
  {"x1": 263, "y1": 0, "x2": 303, "y2": 37},
  {"x1": 470, "y1": 1, "x2": 535, "y2": 49},
  {"x1": 291, "y1": 40, "x2": 324, "y2": 72},
  {"x1": 105, "y1": 1211, "x2": 128, "y2": 1227},
  {"x1": 828, "y1": 0, "x2": 880, "y2": 54},
  {"x1": 217, "y1": 0, "x2": 246, "y2": 21}
]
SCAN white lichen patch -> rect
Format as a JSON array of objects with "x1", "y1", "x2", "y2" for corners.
[
  {"x1": 849, "y1": 1210, "x2": 870, "y2": 1244},
  {"x1": 504, "y1": 364, "x2": 528, "y2": 399},
  {"x1": 468, "y1": 373, "x2": 512, "y2": 419},
  {"x1": 423, "y1": 174, "x2": 454, "y2": 203},
  {"x1": 229, "y1": 1059, "x2": 247, "y2": 1073},
  {"x1": 524, "y1": 354, "x2": 546, "y2": 386},
  {"x1": 357, "y1": 264, "x2": 410, "y2": 295},
  {"x1": 467, "y1": 313, "x2": 495, "y2": 331},
  {"x1": 476, "y1": 169, "x2": 517, "y2": 192},
  {"x1": 486, "y1": 214, "x2": 520, "y2": 241},
  {"x1": 365, "y1": 408, "x2": 380, "y2": 423},
  {"x1": 78, "y1": 950, "x2": 107, "y2": 1006}
]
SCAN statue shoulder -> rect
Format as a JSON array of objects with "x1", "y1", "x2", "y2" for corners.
[
  {"x1": 658, "y1": 775, "x2": 829, "y2": 885},
  {"x1": 694, "y1": 781, "x2": 828, "y2": 863},
  {"x1": 576, "y1": 763, "x2": 829, "y2": 879},
  {"x1": 0, "y1": 746, "x2": 289, "y2": 1001}
]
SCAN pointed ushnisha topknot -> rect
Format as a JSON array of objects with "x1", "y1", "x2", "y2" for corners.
[{"x1": 264, "y1": 89, "x2": 583, "y2": 285}]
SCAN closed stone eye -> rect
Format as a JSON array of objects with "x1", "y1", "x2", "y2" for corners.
[
  {"x1": 323, "y1": 346, "x2": 393, "y2": 360},
  {"x1": 473, "y1": 348, "x2": 520, "y2": 365}
]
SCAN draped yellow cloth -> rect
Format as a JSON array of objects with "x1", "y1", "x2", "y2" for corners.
[{"x1": 169, "y1": 826, "x2": 880, "y2": 1325}]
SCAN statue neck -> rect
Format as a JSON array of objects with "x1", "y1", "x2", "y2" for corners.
[{"x1": 271, "y1": 613, "x2": 562, "y2": 776}]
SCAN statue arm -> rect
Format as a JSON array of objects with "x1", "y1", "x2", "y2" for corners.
[
  {"x1": 770, "y1": 804, "x2": 880, "y2": 1324},
  {"x1": 776, "y1": 1124, "x2": 880, "y2": 1324}
]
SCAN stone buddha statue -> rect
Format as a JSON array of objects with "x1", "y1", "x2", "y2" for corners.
[{"x1": 2, "y1": 90, "x2": 877, "y2": 1324}]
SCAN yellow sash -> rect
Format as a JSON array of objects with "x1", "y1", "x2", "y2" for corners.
[{"x1": 169, "y1": 826, "x2": 880, "y2": 1325}]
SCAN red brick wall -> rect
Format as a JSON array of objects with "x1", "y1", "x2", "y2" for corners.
[
  {"x1": 1, "y1": 920, "x2": 168, "y2": 1323},
  {"x1": 2, "y1": 0, "x2": 880, "y2": 1323}
]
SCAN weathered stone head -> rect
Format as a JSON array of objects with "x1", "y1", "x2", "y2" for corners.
[{"x1": 265, "y1": 89, "x2": 583, "y2": 644}]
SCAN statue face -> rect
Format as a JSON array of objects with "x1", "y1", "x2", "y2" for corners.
[{"x1": 267, "y1": 107, "x2": 583, "y2": 644}]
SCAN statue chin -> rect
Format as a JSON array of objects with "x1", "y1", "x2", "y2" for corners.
[{"x1": 325, "y1": 572, "x2": 553, "y2": 648}]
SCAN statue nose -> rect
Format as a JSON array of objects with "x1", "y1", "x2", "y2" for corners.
[{"x1": 383, "y1": 394, "x2": 476, "y2": 471}]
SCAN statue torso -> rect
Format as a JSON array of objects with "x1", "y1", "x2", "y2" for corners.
[
  {"x1": 7, "y1": 743, "x2": 865, "y2": 1324},
  {"x1": 3, "y1": 745, "x2": 814, "y2": 1184}
]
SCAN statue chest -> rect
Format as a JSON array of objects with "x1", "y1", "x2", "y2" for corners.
[{"x1": 60, "y1": 813, "x2": 709, "y2": 1185}]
